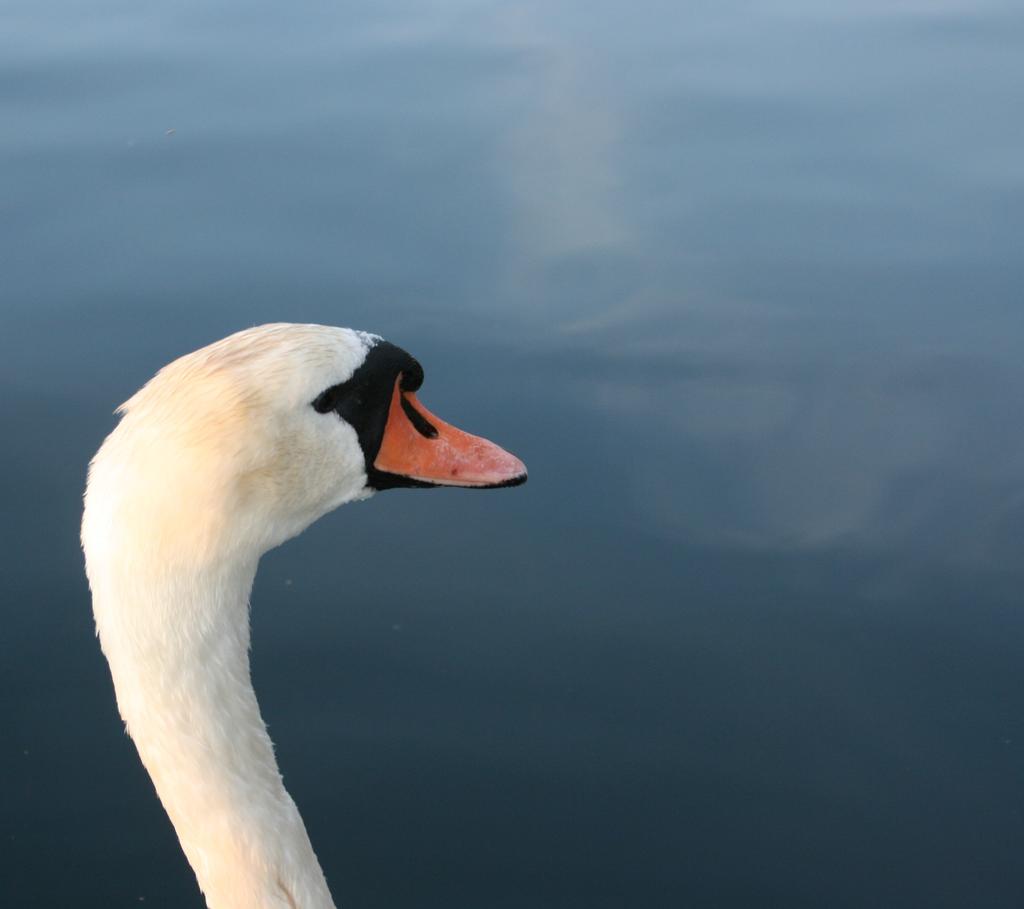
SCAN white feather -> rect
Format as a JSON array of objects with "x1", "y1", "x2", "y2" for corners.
[{"x1": 82, "y1": 324, "x2": 386, "y2": 909}]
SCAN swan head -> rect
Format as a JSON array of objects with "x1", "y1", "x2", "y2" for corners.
[{"x1": 83, "y1": 323, "x2": 526, "y2": 572}]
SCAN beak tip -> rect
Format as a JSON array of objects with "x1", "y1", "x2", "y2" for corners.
[
  {"x1": 503, "y1": 455, "x2": 528, "y2": 487},
  {"x1": 481, "y1": 470, "x2": 527, "y2": 489},
  {"x1": 473, "y1": 459, "x2": 526, "y2": 489}
]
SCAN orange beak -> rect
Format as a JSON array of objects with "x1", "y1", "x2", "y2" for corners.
[{"x1": 373, "y1": 377, "x2": 527, "y2": 488}]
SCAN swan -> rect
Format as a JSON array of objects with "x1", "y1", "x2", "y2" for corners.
[{"x1": 81, "y1": 323, "x2": 527, "y2": 909}]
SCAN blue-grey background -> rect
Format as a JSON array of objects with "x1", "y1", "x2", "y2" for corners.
[{"x1": 3, "y1": 1, "x2": 1024, "y2": 906}]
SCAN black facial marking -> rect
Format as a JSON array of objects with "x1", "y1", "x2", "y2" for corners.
[
  {"x1": 400, "y1": 395, "x2": 438, "y2": 439},
  {"x1": 312, "y1": 339, "x2": 438, "y2": 491}
]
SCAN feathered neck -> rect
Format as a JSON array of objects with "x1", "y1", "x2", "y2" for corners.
[{"x1": 88, "y1": 550, "x2": 336, "y2": 909}]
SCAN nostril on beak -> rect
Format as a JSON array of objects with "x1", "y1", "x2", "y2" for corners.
[{"x1": 400, "y1": 395, "x2": 438, "y2": 439}]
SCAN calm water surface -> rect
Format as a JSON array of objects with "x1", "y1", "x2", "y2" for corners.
[{"x1": 3, "y1": 1, "x2": 1024, "y2": 906}]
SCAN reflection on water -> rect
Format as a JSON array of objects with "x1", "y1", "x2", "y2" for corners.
[{"x1": 3, "y1": 0, "x2": 1024, "y2": 906}]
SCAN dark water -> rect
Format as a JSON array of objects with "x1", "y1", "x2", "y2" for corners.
[{"x1": 4, "y1": 1, "x2": 1024, "y2": 906}]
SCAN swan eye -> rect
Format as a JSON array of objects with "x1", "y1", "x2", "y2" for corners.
[
  {"x1": 312, "y1": 376, "x2": 381, "y2": 420},
  {"x1": 310, "y1": 340, "x2": 429, "y2": 482},
  {"x1": 312, "y1": 389, "x2": 336, "y2": 413}
]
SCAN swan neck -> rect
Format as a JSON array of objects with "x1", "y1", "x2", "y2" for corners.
[{"x1": 93, "y1": 559, "x2": 335, "y2": 909}]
